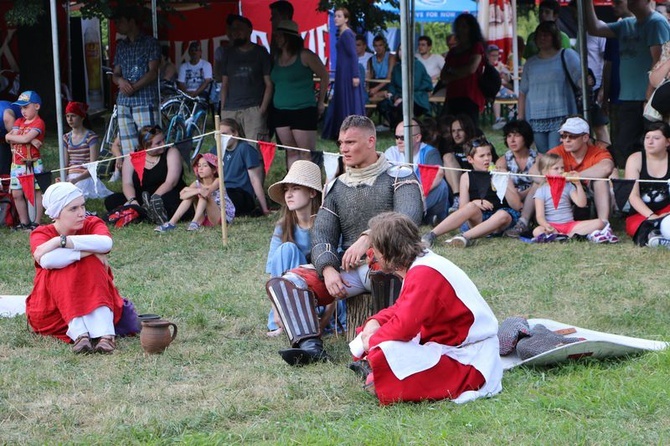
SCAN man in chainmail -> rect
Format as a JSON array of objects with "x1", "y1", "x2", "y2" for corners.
[{"x1": 266, "y1": 115, "x2": 423, "y2": 366}]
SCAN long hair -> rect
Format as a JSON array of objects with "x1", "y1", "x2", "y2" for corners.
[
  {"x1": 646, "y1": 121, "x2": 670, "y2": 138},
  {"x1": 454, "y1": 13, "x2": 484, "y2": 46},
  {"x1": 220, "y1": 117, "x2": 245, "y2": 139},
  {"x1": 280, "y1": 32, "x2": 304, "y2": 57},
  {"x1": 278, "y1": 187, "x2": 321, "y2": 244},
  {"x1": 368, "y1": 212, "x2": 425, "y2": 271}
]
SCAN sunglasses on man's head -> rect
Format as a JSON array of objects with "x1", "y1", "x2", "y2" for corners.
[{"x1": 469, "y1": 137, "x2": 491, "y2": 148}]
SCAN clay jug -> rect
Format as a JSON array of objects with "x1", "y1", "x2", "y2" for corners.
[{"x1": 140, "y1": 320, "x2": 178, "y2": 354}]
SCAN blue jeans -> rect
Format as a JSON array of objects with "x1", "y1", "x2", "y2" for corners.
[{"x1": 533, "y1": 131, "x2": 561, "y2": 154}]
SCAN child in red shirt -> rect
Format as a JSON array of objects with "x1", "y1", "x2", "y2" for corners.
[{"x1": 5, "y1": 90, "x2": 45, "y2": 230}]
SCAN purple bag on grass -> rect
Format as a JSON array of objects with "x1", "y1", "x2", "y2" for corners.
[{"x1": 115, "y1": 298, "x2": 140, "y2": 336}]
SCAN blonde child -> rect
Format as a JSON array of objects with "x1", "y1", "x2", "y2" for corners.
[
  {"x1": 265, "y1": 160, "x2": 324, "y2": 337},
  {"x1": 155, "y1": 153, "x2": 234, "y2": 232},
  {"x1": 5, "y1": 91, "x2": 45, "y2": 230},
  {"x1": 533, "y1": 153, "x2": 605, "y2": 241},
  {"x1": 422, "y1": 137, "x2": 522, "y2": 248},
  {"x1": 63, "y1": 101, "x2": 112, "y2": 198}
]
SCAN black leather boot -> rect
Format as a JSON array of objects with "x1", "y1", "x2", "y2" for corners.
[{"x1": 279, "y1": 338, "x2": 331, "y2": 366}]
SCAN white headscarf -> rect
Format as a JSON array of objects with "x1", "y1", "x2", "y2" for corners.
[{"x1": 43, "y1": 182, "x2": 83, "y2": 219}]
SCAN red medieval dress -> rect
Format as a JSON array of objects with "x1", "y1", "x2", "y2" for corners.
[
  {"x1": 26, "y1": 216, "x2": 124, "y2": 343},
  {"x1": 360, "y1": 250, "x2": 502, "y2": 405}
]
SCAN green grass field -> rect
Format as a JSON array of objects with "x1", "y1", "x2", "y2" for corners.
[{"x1": 1, "y1": 122, "x2": 669, "y2": 444}]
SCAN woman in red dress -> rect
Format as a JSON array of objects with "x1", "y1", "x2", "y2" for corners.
[
  {"x1": 350, "y1": 212, "x2": 502, "y2": 405},
  {"x1": 27, "y1": 182, "x2": 136, "y2": 354}
]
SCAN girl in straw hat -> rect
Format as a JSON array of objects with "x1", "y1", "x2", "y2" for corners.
[{"x1": 265, "y1": 160, "x2": 323, "y2": 337}]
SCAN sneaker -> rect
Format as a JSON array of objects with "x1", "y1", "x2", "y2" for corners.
[
  {"x1": 504, "y1": 220, "x2": 528, "y2": 238},
  {"x1": 142, "y1": 191, "x2": 168, "y2": 225},
  {"x1": 154, "y1": 222, "x2": 176, "y2": 233},
  {"x1": 532, "y1": 233, "x2": 558, "y2": 243},
  {"x1": 11, "y1": 223, "x2": 30, "y2": 231},
  {"x1": 109, "y1": 170, "x2": 121, "y2": 182},
  {"x1": 422, "y1": 231, "x2": 437, "y2": 248},
  {"x1": 492, "y1": 118, "x2": 506, "y2": 130},
  {"x1": 445, "y1": 234, "x2": 474, "y2": 248},
  {"x1": 448, "y1": 196, "x2": 460, "y2": 215},
  {"x1": 647, "y1": 235, "x2": 670, "y2": 248},
  {"x1": 186, "y1": 221, "x2": 202, "y2": 231},
  {"x1": 27, "y1": 222, "x2": 40, "y2": 230}
]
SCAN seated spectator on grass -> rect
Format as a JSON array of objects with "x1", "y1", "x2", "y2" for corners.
[
  {"x1": 27, "y1": 182, "x2": 139, "y2": 354},
  {"x1": 442, "y1": 114, "x2": 497, "y2": 212},
  {"x1": 533, "y1": 153, "x2": 606, "y2": 240},
  {"x1": 547, "y1": 117, "x2": 615, "y2": 234},
  {"x1": 624, "y1": 122, "x2": 670, "y2": 246},
  {"x1": 105, "y1": 125, "x2": 188, "y2": 226},
  {"x1": 211, "y1": 117, "x2": 269, "y2": 217},
  {"x1": 422, "y1": 137, "x2": 521, "y2": 248},
  {"x1": 349, "y1": 212, "x2": 502, "y2": 405},
  {"x1": 496, "y1": 120, "x2": 541, "y2": 238},
  {"x1": 385, "y1": 119, "x2": 450, "y2": 225},
  {"x1": 155, "y1": 153, "x2": 235, "y2": 233}
]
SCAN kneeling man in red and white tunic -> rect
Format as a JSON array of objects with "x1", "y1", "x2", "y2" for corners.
[{"x1": 350, "y1": 212, "x2": 502, "y2": 405}]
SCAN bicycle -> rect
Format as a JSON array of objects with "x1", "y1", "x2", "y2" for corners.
[{"x1": 162, "y1": 88, "x2": 209, "y2": 161}]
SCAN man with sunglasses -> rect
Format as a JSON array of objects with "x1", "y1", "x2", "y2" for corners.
[
  {"x1": 547, "y1": 117, "x2": 615, "y2": 233},
  {"x1": 385, "y1": 120, "x2": 450, "y2": 225},
  {"x1": 177, "y1": 41, "x2": 213, "y2": 99}
]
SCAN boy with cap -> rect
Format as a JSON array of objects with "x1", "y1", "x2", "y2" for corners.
[
  {"x1": 5, "y1": 90, "x2": 46, "y2": 230},
  {"x1": 177, "y1": 41, "x2": 213, "y2": 99}
]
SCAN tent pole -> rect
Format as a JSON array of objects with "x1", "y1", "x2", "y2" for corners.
[
  {"x1": 512, "y1": 0, "x2": 519, "y2": 95},
  {"x1": 400, "y1": 0, "x2": 414, "y2": 164},
  {"x1": 576, "y1": 0, "x2": 590, "y2": 124},
  {"x1": 51, "y1": 0, "x2": 65, "y2": 181}
]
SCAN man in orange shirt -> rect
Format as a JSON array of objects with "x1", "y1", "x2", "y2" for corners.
[{"x1": 547, "y1": 117, "x2": 615, "y2": 223}]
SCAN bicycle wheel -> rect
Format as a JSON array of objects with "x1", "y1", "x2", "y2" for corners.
[
  {"x1": 161, "y1": 99, "x2": 182, "y2": 129},
  {"x1": 166, "y1": 117, "x2": 186, "y2": 146},
  {"x1": 186, "y1": 124, "x2": 205, "y2": 161},
  {"x1": 98, "y1": 113, "x2": 118, "y2": 179}
]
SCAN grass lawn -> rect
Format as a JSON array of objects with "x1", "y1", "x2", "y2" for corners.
[{"x1": 1, "y1": 121, "x2": 669, "y2": 444}]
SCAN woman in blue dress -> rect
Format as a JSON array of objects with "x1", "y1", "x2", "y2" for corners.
[{"x1": 322, "y1": 7, "x2": 366, "y2": 140}]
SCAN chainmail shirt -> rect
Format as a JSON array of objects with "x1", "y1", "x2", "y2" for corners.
[{"x1": 311, "y1": 160, "x2": 423, "y2": 276}]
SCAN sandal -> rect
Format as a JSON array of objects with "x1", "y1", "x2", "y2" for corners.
[
  {"x1": 94, "y1": 336, "x2": 116, "y2": 354},
  {"x1": 72, "y1": 334, "x2": 93, "y2": 354},
  {"x1": 186, "y1": 221, "x2": 202, "y2": 231}
]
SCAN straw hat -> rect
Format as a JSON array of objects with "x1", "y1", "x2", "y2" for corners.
[
  {"x1": 276, "y1": 20, "x2": 300, "y2": 37},
  {"x1": 268, "y1": 160, "x2": 323, "y2": 205}
]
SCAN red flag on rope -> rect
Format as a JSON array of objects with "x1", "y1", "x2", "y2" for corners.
[
  {"x1": 130, "y1": 151, "x2": 147, "y2": 185},
  {"x1": 258, "y1": 141, "x2": 277, "y2": 175},
  {"x1": 417, "y1": 164, "x2": 439, "y2": 198},
  {"x1": 546, "y1": 175, "x2": 566, "y2": 210},
  {"x1": 18, "y1": 173, "x2": 35, "y2": 205}
]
